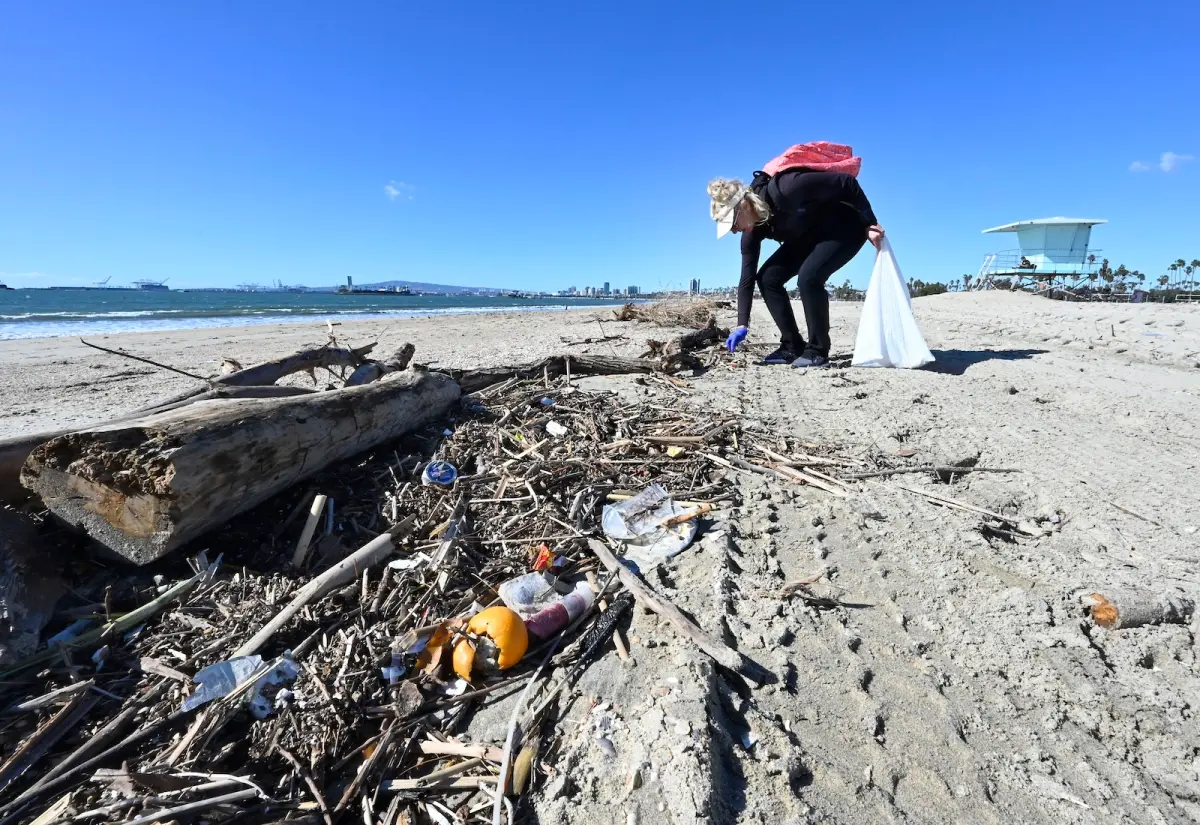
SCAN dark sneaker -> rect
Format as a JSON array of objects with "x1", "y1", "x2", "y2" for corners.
[
  {"x1": 760, "y1": 347, "x2": 799, "y2": 365},
  {"x1": 791, "y1": 354, "x2": 832, "y2": 369}
]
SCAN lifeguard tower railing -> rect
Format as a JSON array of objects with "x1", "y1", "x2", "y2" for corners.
[{"x1": 976, "y1": 248, "x2": 1103, "y2": 286}]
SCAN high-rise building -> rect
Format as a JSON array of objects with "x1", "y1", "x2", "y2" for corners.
[
  {"x1": 603, "y1": 281, "x2": 611, "y2": 295},
  {"x1": 689, "y1": 278, "x2": 700, "y2": 295},
  {"x1": 627, "y1": 285, "x2": 639, "y2": 296}
]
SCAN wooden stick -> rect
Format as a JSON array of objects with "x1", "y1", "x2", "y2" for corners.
[
  {"x1": 772, "y1": 464, "x2": 848, "y2": 497},
  {"x1": 401, "y1": 757, "x2": 485, "y2": 786},
  {"x1": 642, "y1": 422, "x2": 734, "y2": 446},
  {"x1": 233, "y1": 522, "x2": 409, "y2": 659},
  {"x1": 841, "y1": 465, "x2": 1020, "y2": 480},
  {"x1": 587, "y1": 539, "x2": 771, "y2": 684},
  {"x1": 275, "y1": 744, "x2": 333, "y2": 825},
  {"x1": 79, "y1": 338, "x2": 210, "y2": 382},
  {"x1": 895, "y1": 484, "x2": 1038, "y2": 535},
  {"x1": 382, "y1": 776, "x2": 491, "y2": 793},
  {"x1": 659, "y1": 503, "x2": 714, "y2": 527},
  {"x1": 419, "y1": 741, "x2": 504, "y2": 763},
  {"x1": 2, "y1": 680, "x2": 93, "y2": 715},
  {"x1": 586, "y1": 572, "x2": 630, "y2": 662},
  {"x1": 118, "y1": 788, "x2": 259, "y2": 825},
  {"x1": 1084, "y1": 588, "x2": 1195, "y2": 630},
  {"x1": 0, "y1": 692, "x2": 98, "y2": 794},
  {"x1": 291, "y1": 494, "x2": 329, "y2": 568},
  {"x1": 1109, "y1": 501, "x2": 1162, "y2": 527},
  {"x1": 31, "y1": 705, "x2": 136, "y2": 788}
]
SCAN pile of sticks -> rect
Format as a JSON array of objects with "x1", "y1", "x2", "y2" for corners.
[
  {"x1": 0, "y1": 368, "x2": 839, "y2": 825},
  {"x1": 611, "y1": 298, "x2": 728, "y2": 329}
]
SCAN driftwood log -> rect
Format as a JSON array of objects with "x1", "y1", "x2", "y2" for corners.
[
  {"x1": 21, "y1": 370, "x2": 460, "y2": 565},
  {"x1": 643, "y1": 317, "x2": 728, "y2": 371},
  {"x1": 0, "y1": 386, "x2": 315, "y2": 503},
  {"x1": 1085, "y1": 588, "x2": 1196, "y2": 630},
  {"x1": 0, "y1": 343, "x2": 383, "y2": 503},
  {"x1": 448, "y1": 354, "x2": 658, "y2": 395},
  {"x1": 346, "y1": 344, "x2": 416, "y2": 387}
]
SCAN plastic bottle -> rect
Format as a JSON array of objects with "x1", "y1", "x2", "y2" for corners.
[
  {"x1": 524, "y1": 581, "x2": 595, "y2": 640},
  {"x1": 498, "y1": 573, "x2": 556, "y2": 617}
]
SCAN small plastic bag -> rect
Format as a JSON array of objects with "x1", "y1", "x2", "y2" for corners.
[
  {"x1": 601, "y1": 485, "x2": 698, "y2": 574},
  {"x1": 851, "y1": 238, "x2": 935, "y2": 369}
]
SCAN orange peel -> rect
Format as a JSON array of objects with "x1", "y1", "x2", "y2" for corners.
[{"x1": 452, "y1": 606, "x2": 529, "y2": 681}]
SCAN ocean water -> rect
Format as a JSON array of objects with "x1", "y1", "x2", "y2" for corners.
[{"x1": 0, "y1": 289, "x2": 631, "y2": 340}]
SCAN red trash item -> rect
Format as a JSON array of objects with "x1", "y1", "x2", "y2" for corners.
[
  {"x1": 763, "y1": 141, "x2": 861, "y2": 178},
  {"x1": 531, "y1": 544, "x2": 556, "y2": 572}
]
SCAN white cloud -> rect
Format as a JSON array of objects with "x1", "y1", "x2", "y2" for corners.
[
  {"x1": 384, "y1": 180, "x2": 416, "y2": 201},
  {"x1": 1129, "y1": 160, "x2": 1151, "y2": 172},
  {"x1": 1159, "y1": 151, "x2": 1193, "y2": 173}
]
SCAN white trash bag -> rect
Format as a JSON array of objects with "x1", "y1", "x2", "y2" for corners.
[{"x1": 851, "y1": 238, "x2": 935, "y2": 369}]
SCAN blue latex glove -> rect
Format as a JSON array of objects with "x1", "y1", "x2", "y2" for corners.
[{"x1": 726, "y1": 326, "x2": 748, "y2": 353}]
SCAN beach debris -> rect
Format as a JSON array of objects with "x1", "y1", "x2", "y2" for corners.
[
  {"x1": 613, "y1": 297, "x2": 729, "y2": 329},
  {"x1": 1083, "y1": 588, "x2": 1196, "y2": 630},
  {"x1": 0, "y1": 342, "x2": 915, "y2": 823},
  {"x1": 421, "y1": 460, "x2": 459, "y2": 487},
  {"x1": 524, "y1": 581, "x2": 595, "y2": 640},
  {"x1": 453, "y1": 606, "x2": 529, "y2": 681},
  {"x1": 498, "y1": 573, "x2": 559, "y2": 618},
  {"x1": 0, "y1": 510, "x2": 65, "y2": 665},
  {"x1": 602, "y1": 484, "x2": 701, "y2": 574},
  {"x1": 22, "y1": 370, "x2": 460, "y2": 564},
  {"x1": 182, "y1": 653, "x2": 299, "y2": 719}
]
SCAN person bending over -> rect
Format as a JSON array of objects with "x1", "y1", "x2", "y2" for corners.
[{"x1": 709, "y1": 156, "x2": 884, "y2": 368}]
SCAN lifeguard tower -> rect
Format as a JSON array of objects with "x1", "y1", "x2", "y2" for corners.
[{"x1": 973, "y1": 217, "x2": 1106, "y2": 292}]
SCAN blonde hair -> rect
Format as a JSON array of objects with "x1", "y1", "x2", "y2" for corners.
[{"x1": 707, "y1": 177, "x2": 771, "y2": 224}]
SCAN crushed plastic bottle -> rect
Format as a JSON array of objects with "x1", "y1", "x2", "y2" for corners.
[
  {"x1": 498, "y1": 572, "x2": 558, "y2": 618},
  {"x1": 524, "y1": 581, "x2": 595, "y2": 640}
]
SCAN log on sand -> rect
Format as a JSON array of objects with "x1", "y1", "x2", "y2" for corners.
[
  {"x1": 1085, "y1": 588, "x2": 1196, "y2": 630},
  {"x1": 0, "y1": 341, "x2": 378, "y2": 503},
  {"x1": 21, "y1": 370, "x2": 460, "y2": 565},
  {"x1": 0, "y1": 386, "x2": 315, "y2": 503},
  {"x1": 448, "y1": 354, "x2": 657, "y2": 395}
]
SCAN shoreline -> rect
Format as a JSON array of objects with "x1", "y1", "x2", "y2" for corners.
[
  {"x1": 0, "y1": 305, "x2": 671, "y2": 437},
  {"x1": 0, "y1": 299, "x2": 637, "y2": 341}
]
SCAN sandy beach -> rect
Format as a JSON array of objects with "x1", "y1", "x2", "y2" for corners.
[{"x1": 4, "y1": 292, "x2": 1200, "y2": 822}]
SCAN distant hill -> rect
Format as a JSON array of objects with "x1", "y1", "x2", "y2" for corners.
[{"x1": 313, "y1": 279, "x2": 511, "y2": 295}]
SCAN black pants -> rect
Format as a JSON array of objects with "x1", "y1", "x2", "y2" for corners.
[{"x1": 757, "y1": 231, "x2": 865, "y2": 357}]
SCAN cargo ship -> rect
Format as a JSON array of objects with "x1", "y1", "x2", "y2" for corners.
[{"x1": 336, "y1": 277, "x2": 411, "y2": 295}]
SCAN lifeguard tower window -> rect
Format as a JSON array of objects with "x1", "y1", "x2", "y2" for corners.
[{"x1": 975, "y1": 217, "x2": 1107, "y2": 292}]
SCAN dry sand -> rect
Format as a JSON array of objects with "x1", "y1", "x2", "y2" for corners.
[{"x1": 3, "y1": 293, "x2": 1199, "y2": 823}]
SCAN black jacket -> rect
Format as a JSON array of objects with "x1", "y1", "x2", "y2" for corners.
[{"x1": 737, "y1": 170, "x2": 877, "y2": 327}]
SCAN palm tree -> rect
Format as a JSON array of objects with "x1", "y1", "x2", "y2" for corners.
[
  {"x1": 963, "y1": 273, "x2": 973, "y2": 290},
  {"x1": 1159, "y1": 274, "x2": 1170, "y2": 288},
  {"x1": 1191, "y1": 260, "x2": 1200, "y2": 289},
  {"x1": 1168, "y1": 262, "x2": 1180, "y2": 287}
]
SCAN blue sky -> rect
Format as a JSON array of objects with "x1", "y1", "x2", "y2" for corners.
[{"x1": 1, "y1": 0, "x2": 1196, "y2": 291}]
